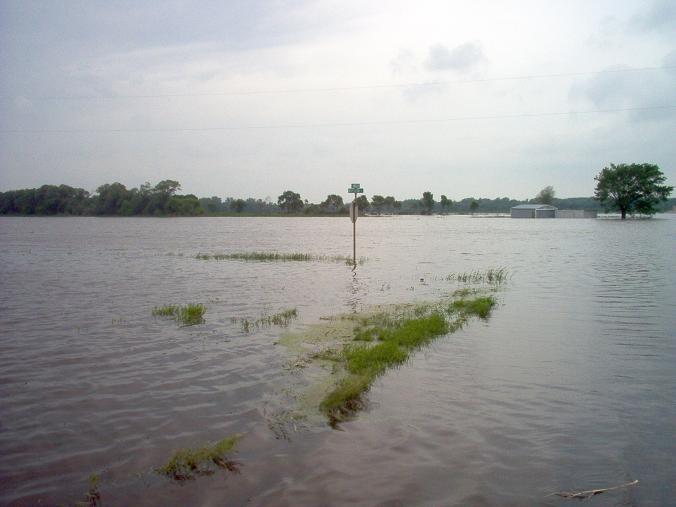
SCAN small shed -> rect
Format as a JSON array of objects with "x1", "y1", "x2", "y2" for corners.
[{"x1": 510, "y1": 204, "x2": 557, "y2": 218}]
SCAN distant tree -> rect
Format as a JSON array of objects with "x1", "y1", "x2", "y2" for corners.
[
  {"x1": 167, "y1": 194, "x2": 204, "y2": 216},
  {"x1": 421, "y1": 191, "x2": 434, "y2": 214},
  {"x1": 200, "y1": 196, "x2": 223, "y2": 213},
  {"x1": 320, "y1": 194, "x2": 344, "y2": 213},
  {"x1": 469, "y1": 200, "x2": 479, "y2": 213},
  {"x1": 534, "y1": 185, "x2": 556, "y2": 205},
  {"x1": 230, "y1": 198, "x2": 246, "y2": 213},
  {"x1": 355, "y1": 195, "x2": 370, "y2": 212},
  {"x1": 384, "y1": 196, "x2": 400, "y2": 213},
  {"x1": 277, "y1": 190, "x2": 304, "y2": 213},
  {"x1": 594, "y1": 163, "x2": 673, "y2": 219},
  {"x1": 371, "y1": 195, "x2": 386, "y2": 214},
  {"x1": 94, "y1": 182, "x2": 130, "y2": 215},
  {"x1": 440, "y1": 194, "x2": 452, "y2": 213},
  {"x1": 150, "y1": 179, "x2": 181, "y2": 215}
]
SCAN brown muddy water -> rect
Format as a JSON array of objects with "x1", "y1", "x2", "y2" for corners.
[{"x1": 0, "y1": 215, "x2": 674, "y2": 506}]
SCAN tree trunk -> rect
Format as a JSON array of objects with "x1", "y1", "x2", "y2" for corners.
[{"x1": 621, "y1": 209, "x2": 626, "y2": 220}]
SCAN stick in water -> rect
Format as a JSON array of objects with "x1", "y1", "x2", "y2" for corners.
[{"x1": 547, "y1": 479, "x2": 639, "y2": 500}]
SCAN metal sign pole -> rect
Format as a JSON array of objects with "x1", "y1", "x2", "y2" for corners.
[
  {"x1": 347, "y1": 183, "x2": 364, "y2": 267},
  {"x1": 353, "y1": 200, "x2": 356, "y2": 266}
]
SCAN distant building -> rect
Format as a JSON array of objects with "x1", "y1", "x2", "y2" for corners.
[
  {"x1": 510, "y1": 204, "x2": 557, "y2": 218},
  {"x1": 510, "y1": 204, "x2": 597, "y2": 218},
  {"x1": 555, "y1": 210, "x2": 597, "y2": 219}
]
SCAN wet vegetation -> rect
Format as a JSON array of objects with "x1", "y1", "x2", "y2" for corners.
[
  {"x1": 446, "y1": 267, "x2": 508, "y2": 284},
  {"x1": 197, "y1": 251, "x2": 366, "y2": 264},
  {"x1": 449, "y1": 296, "x2": 497, "y2": 319},
  {"x1": 232, "y1": 308, "x2": 299, "y2": 333},
  {"x1": 152, "y1": 303, "x2": 206, "y2": 326},
  {"x1": 156, "y1": 435, "x2": 241, "y2": 481},
  {"x1": 308, "y1": 294, "x2": 498, "y2": 424},
  {"x1": 74, "y1": 474, "x2": 101, "y2": 507}
]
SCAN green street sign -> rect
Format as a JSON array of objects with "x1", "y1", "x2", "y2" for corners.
[{"x1": 348, "y1": 185, "x2": 364, "y2": 193}]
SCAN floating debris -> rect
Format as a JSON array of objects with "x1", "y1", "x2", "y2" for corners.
[{"x1": 547, "y1": 479, "x2": 639, "y2": 500}]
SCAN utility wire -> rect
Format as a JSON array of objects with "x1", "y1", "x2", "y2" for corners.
[
  {"x1": 9, "y1": 65, "x2": 676, "y2": 101},
  {"x1": 2, "y1": 104, "x2": 674, "y2": 134}
]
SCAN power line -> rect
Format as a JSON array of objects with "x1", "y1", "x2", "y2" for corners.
[
  {"x1": 2, "y1": 104, "x2": 674, "y2": 134},
  {"x1": 8, "y1": 65, "x2": 676, "y2": 101}
]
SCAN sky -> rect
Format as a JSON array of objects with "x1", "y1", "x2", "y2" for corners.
[{"x1": 0, "y1": 0, "x2": 675, "y2": 202}]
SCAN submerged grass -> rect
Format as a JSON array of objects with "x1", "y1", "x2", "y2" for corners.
[
  {"x1": 197, "y1": 251, "x2": 367, "y2": 264},
  {"x1": 152, "y1": 303, "x2": 206, "y2": 326},
  {"x1": 318, "y1": 295, "x2": 497, "y2": 424},
  {"x1": 446, "y1": 267, "x2": 509, "y2": 284},
  {"x1": 152, "y1": 305, "x2": 178, "y2": 317},
  {"x1": 156, "y1": 435, "x2": 240, "y2": 481},
  {"x1": 232, "y1": 308, "x2": 298, "y2": 333},
  {"x1": 74, "y1": 474, "x2": 101, "y2": 507}
]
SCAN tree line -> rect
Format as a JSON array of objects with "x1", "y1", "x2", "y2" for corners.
[
  {"x1": 1, "y1": 164, "x2": 672, "y2": 217},
  {"x1": 0, "y1": 180, "x2": 203, "y2": 216}
]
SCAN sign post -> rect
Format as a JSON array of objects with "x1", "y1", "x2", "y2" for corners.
[{"x1": 347, "y1": 183, "x2": 364, "y2": 266}]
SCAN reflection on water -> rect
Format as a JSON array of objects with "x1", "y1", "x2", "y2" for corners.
[{"x1": 0, "y1": 216, "x2": 674, "y2": 506}]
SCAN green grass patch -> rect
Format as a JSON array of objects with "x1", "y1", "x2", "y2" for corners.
[
  {"x1": 156, "y1": 435, "x2": 240, "y2": 481},
  {"x1": 152, "y1": 303, "x2": 206, "y2": 326},
  {"x1": 197, "y1": 251, "x2": 367, "y2": 264},
  {"x1": 318, "y1": 296, "x2": 497, "y2": 424},
  {"x1": 449, "y1": 296, "x2": 496, "y2": 319}
]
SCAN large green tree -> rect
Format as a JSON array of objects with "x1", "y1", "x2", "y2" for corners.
[
  {"x1": 421, "y1": 191, "x2": 434, "y2": 214},
  {"x1": 594, "y1": 163, "x2": 672, "y2": 219},
  {"x1": 277, "y1": 190, "x2": 304, "y2": 213},
  {"x1": 320, "y1": 194, "x2": 344, "y2": 213}
]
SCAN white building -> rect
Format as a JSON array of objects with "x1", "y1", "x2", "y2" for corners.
[{"x1": 510, "y1": 204, "x2": 557, "y2": 218}]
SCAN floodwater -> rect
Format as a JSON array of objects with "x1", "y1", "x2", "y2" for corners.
[{"x1": 0, "y1": 215, "x2": 674, "y2": 506}]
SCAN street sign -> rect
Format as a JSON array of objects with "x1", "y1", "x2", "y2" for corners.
[{"x1": 348, "y1": 183, "x2": 364, "y2": 194}]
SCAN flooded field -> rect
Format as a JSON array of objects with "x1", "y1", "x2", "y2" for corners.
[{"x1": 0, "y1": 215, "x2": 674, "y2": 506}]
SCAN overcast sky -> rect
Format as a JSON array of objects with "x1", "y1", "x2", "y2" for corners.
[{"x1": 1, "y1": 0, "x2": 674, "y2": 201}]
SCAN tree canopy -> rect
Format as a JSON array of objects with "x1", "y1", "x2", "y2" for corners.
[
  {"x1": 277, "y1": 190, "x2": 304, "y2": 213},
  {"x1": 534, "y1": 185, "x2": 555, "y2": 205},
  {"x1": 594, "y1": 163, "x2": 672, "y2": 219},
  {"x1": 320, "y1": 194, "x2": 344, "y2": 213},
  {"x1": 440, "y1": 195, "x2": 452, "y2": 212},
  {"x1": 421, "y1": 191, "x2": 434, "y2": 214}
]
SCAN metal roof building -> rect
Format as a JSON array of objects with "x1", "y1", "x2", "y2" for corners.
[{"x1": 510, "y1": 204, "x2": 557, "y2": 218}]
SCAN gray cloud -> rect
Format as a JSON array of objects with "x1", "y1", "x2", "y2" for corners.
[
  {"x1": 425, "y1": 42, "x2": 485, "y2": 72},
  {"x1": 631, "y1": 0, "x2": 676, "y2": 35},
  {"x1": 664, "y1": 49, "x2": 676, "y2": 73},
  {"x1": 570, "y1": 62, "x2": 676, "y2": 122}
]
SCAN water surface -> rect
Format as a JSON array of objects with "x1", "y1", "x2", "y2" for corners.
[{"x1": 0, "y1": 216, "x2": 674, "y2": 506}]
